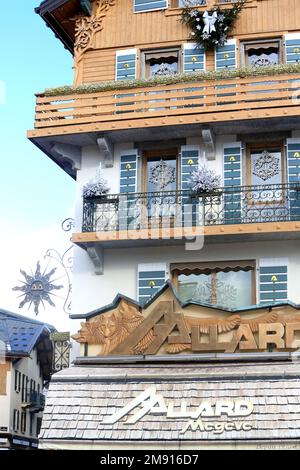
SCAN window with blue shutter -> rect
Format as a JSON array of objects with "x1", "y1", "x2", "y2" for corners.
[
  {"x1": 286, "y1": 138, "x2": 300, "y2": 220},
  {"x1": 134, "y1": 0, "x2": 168, "y2": 13},
  {"x1": 181, "y1": 146, "x2": 200, "y2": 227},
  {"x1": 259, "y1": 259, "x2": 288, "y2": 304},
  {"x1": 120, "y1": 153, "x2": 138, "y2": 194},
  {"x1": 116, "y1": 49, "x2": 137, "y2": 81},
  {"x1": 285, "y1": 34, "x2": 300, "y2": 64},
  {"x1": 138, "y1": 264, "x2": 167, "y2": 305},
  {"x1": 223, "y1": 142, "x2": 242, "y2": 225},
  {"x1": 183, "y1": 44, "x2": 205, "y2": 73},
  {"x1": 181, "y1": 146, "x2": 200, "y2": 190},
  {"x1": 215, "y1": 39, "x2": 237, "y2": 70},
  {"x1": 119, "y1": 153, "x2": 138, "y2": 231}
]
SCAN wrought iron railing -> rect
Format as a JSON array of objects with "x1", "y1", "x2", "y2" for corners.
[
  {"x1": 82, "y1": 184, "x2": 300, "y2": 233},
  {"x1": 29, "y1": 391, "x2": 45, "y2": 409}
]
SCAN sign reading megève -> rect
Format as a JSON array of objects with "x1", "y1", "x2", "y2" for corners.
[{"x1": 102, "y1": 386, "x2": 254, "y2": 435}]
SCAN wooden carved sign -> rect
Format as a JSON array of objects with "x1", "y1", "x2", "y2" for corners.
[{"x1": 72, "y1": 287, "x2": 300, "y2": 356}]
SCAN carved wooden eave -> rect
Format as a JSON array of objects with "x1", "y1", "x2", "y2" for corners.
[
  {"x1": 74, "y1": 0, "x2": 116, "y2": 60},
  {"x1": 71, "y1": 281, "x2": 300, "y2": 358}
]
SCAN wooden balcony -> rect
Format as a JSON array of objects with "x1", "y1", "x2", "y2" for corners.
[
  {"x1": 29, "y1": 72, "x2": 300, "y2": 138},
  {"x1": 72, "y1": 184, "x2": 300, "y2": 249}
]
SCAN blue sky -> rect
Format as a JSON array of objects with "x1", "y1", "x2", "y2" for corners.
[
  {"x1": 0, "y1": 0, "x2": 75, "y2": 232},
  {"x1": 0, "y1": 1, "x2": 76, "y2": 327}
]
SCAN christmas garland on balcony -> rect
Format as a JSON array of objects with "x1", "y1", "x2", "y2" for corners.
[{"x1": 181, "y1": 0, "x2": 246, "y2": 51}]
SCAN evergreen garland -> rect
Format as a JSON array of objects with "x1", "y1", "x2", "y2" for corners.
[{"x1": 181, "y1": 1, "x2": 246, "y2": 51}]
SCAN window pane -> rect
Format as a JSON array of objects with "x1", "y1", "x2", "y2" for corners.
[
  {"x1": 178, "y1": 273, "x2": 212, "y2": 303},
  {"x1": 178, "y1": 269, "x2": 252, "y2": 308},
  {"x1": 147, "y1": 156, "x2": 177, "y2": 192},
  {"x1": 216, "y1": 270, "x2": 252, "y2": 308}
]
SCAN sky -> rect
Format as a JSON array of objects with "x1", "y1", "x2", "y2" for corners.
[{"x1": 0, "y1": 1, "x2": 76, "y2": 330}]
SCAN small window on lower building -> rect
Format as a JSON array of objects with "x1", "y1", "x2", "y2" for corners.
[
  {"x1": 141, "y1": 48, "x2": 180, "y2": 79},
  {"x1": 13, "y1": 409, "x2": 19, "y2": 432},
  {"x1": 172, "y1": 260, "x2": 256, "y2": 308},
  {"x1": 21, "y1": 412, "x2": 27, "y2": 434},
  {"x1": 29, "y1": 413, "x2": 34, "y2": 436},
  {"x1": 37, "y1": 417, "x2": 42, "y2": 437},
  {"x1": 241, "y1": 39, "x2": 282, "y2": 67}
]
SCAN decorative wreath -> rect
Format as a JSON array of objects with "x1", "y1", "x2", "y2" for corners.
[{"x1": 181, "y1": 0, "x2": 245, "y2": 51}]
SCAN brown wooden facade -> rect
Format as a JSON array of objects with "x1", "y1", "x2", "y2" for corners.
[{"x1": 74, "y1": 0, "x2": 300, "y2": 85}]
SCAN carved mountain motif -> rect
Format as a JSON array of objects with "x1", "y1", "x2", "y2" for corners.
[{"x1": 72, "y1": 288, "x2": 300, "y2": 356}]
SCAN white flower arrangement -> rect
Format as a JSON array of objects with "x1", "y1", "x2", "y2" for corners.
[
  {"x1": 189, "y1": 166, "x2": 222, "y2": 194},
  {"x1": 82, "y1": 169, "x2": 110, "y2": 198}
]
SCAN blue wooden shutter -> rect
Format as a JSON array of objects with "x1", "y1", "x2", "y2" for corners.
[
  {"x1": 134, "y1": 0, "x2": 168, "y2": 13},
  {"x1": 215, "y1": 39, "x2": 237, "y2": 70},
  {"x1": 223, "y1": 142, "x2": 242, "y2": 224},
  {"x1": 259, "y1": 259, "x2": 288, "y2": 304},
  {"x1": 183, "y1": 44, "x2": 205, "y2": 73},
  {"x1": 120, "y1": 153, "x2": 138, "y2": 193},
  {"x1": 116, "y1": 49, "x2": 137, "y2": 81},
  {"x1": 286, "y1": 138, "x2": 300, "y2": 220},
  {"x1": 181, "y1": 146, "x2": 200, "y2": 190},
  {"x1": 285, "y1": 34, "x2": 300, "y2": 64},
  {"x1": 138, "y1": 264, "x2": 167, "y2": 305},
  {"x1": 181, "y1": 146, "x2": 200, "y2": 227}
]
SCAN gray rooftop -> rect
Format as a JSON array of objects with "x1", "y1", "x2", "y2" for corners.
[{"x1": 40, "y1": 361, "x2": 300, "y2": 445}]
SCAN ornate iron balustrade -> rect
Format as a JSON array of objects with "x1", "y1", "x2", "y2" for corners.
[{"x1": 82, "y1": 184, "x2": 300, "y2": 233}]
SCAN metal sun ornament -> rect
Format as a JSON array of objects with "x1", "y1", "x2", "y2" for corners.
[
  {"x1": 13, "y1": 218, "x2": 74, "y2": 316},
  {"x1": 13, "y1": 262, "x2": 64, "y2": 316},
  {"x1": 149, "y1": 159, "x2": 176, "y2": 191}
]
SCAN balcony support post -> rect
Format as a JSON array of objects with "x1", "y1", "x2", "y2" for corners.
[{"x1": 87, "y1": 245, "x2": 104, "y2": 275}]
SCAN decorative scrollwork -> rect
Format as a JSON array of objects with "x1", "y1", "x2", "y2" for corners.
[
  {"x1": 149, "y1": 160, "x2": 176, "y2": 191},
  {"x1": 75, "y1": 0, "x2": 116, "y2": 59},
  {"x1": 253, "y1": 150, "x2": 280, "y2": 182},
  {"x1": 82, "y1": 184, "x2": 300, "y2": 233}
]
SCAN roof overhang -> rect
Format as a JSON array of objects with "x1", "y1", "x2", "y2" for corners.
[{"x1": 35, "y1": 0, "x2": 91, "y2": 54}]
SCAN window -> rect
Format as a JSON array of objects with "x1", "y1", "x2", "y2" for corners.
[
  {"x1": 141, "y1": 48, "x2": 180, "y2": 79},
  {"x1": 37, "y1": 418, "x2": 42, "y2": 437},
  {"x1": 21, "y1": 374, "x2": 26, "y2": 402},
  {"x1": 246, "y1": 142, "x2": 284, "y2": 205},
  {"x1": 21, "y1": 412, "x2": 27, "y2": 434},
  {"x1": 171, "y1": 0, "x2": 206, "y2": 6},
  {"x1": 172, "y1": 260, "x2": 256, "y2": 308},
  {"x1": 143, "y1": 149, "x2": 178, "y2": 192},
  {"x1": 14, "y1": 371, "x2": 21, "y2": 393},
  {"x1": 241, "y1": 39, "x2": 282, "y2": 67},
  {"x1": 13, "y1": 409, "x2": 19, "y2": 432},
  {"x1": 29, "y1": 413, "x2": 34, "y2": 436}
]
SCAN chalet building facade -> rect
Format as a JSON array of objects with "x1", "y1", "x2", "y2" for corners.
[
  {"x1": 0, "y1": 310, "x2": 55, "y2": 450},
  {"x1": 30, "y1": 0, "x2": 300, "y2": 449}
]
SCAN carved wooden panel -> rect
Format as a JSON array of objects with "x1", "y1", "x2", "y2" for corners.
[{"x1": 72, "y1": 286, "x2": 300, "y2": 357}]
